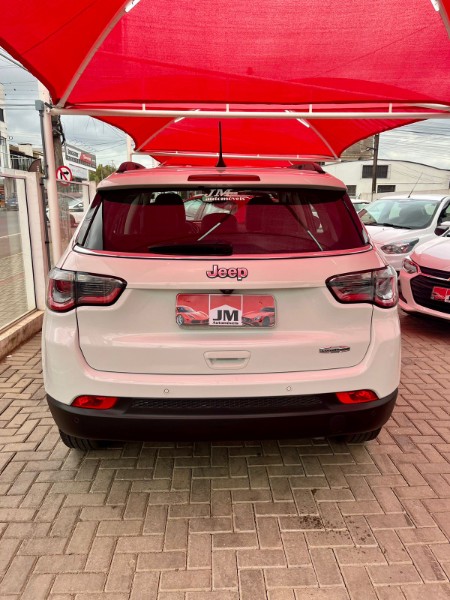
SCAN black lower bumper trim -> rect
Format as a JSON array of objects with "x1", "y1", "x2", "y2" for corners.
[{"x1": 47, "y1": 390, "x2": 398, "y2": 442}]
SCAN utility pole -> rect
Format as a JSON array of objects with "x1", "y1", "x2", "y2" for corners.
[
  {"x1": 371, "y1": 133, "x2": 380, "y2": 201},
  {"x1": 37, "y1": 84, "x2": 62, "y2": 263},
  {"x1": 126, "y1": 135, "x2": 133, "y2": 162},
  {"x1": 51, "y1": 115, "x2": 65, "y2": 168}
]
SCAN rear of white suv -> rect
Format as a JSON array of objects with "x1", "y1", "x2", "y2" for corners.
[{"x1": 42, "y1": 165, "x2": 400, "y2": 449}]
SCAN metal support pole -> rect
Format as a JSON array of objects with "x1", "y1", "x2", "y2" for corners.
[
  {"x1": 38, "y1": 84, "x2": 62, "y2": 264},
  {"x1": 126, "y1": 135, "x2": 133, "y2": 161},
  {"x1": 371, "y1": 134, "x2": 380, "y2": 202},
  {"x1": 35, "y1": 105, "x2": 52, "y2": 272}
]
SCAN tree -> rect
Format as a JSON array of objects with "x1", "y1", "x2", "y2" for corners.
[{"x1": 89, "y1": 164, "x2": 116, "y2": 183}]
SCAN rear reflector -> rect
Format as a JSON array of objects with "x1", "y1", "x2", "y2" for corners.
[
  {"x1": 187, "y1": 175, "x2": 260, "y2": 181},
  {"x1": 336, "y1": 390, "x2": 379, "y2": 404},
  {"x1": 72, "y1": 396, "x2": 118, "y2": 410}
]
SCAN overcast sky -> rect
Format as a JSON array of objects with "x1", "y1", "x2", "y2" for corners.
[{"x1": 2, "y1": 50, "x2": 450, "y2": 171}]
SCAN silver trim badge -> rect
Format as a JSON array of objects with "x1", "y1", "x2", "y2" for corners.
[{"x1": 319, "y1": 346, "x2": 351, "y2": 354}]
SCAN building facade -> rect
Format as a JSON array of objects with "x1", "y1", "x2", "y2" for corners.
[
  {"x1": 0, "y1": 84, "x2": 10, "y2": 169},
  {"x1": 323, "y1": 160, "x2": 450, "y2": 200}
]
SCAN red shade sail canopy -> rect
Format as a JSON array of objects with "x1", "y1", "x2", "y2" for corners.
[
  {"x1": 96, "y1": 105, "x2": 426, "y2": 163},
  {"x1": 147, "y1": 115, "x2": 420, "y2": 164},
  {"x1": 2, "y1": 0, "x2": 450, "y2": 161}
]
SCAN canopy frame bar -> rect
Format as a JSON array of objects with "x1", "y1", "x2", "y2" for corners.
[
  {"x1": 435, "y1": 0, "x2": 450, "y2": 38},
  {"x1": 141, "y1": 151, "x2": 336, "y2": 161},
  {"x1": 50, "y1": 106, "x2": 450, "y2": 119},
  {"x1": 57, "y1": 2, "x2": 130, "y2": 107},
  {"x1": 286, "y1": 111, "x2": 338, "y2": 159}
]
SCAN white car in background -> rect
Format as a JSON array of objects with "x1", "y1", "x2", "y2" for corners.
[
  {"x1": 351, "y1": 198, "x2": 371, "y2": 214},
  {"x1": 46, "y1": 195, "x2": 85, "y2": 228},
  {"x1": 399, "y1": 232, "x2": 450, "y2": 320},
  {"x1": 360, "y1": 194, "x2": 450, "y2": 271},
  {"x1": 68, "y1": 198, "x2": 86, "y2": 225}
]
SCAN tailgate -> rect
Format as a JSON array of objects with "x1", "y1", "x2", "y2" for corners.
[{"x1": 69, "y1": 254, "x2": 379, "y2": 375}]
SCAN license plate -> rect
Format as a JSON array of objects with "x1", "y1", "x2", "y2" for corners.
[
  {"x1": 431, "y1": 286, "x2": 450, "y2": 302},
  {"x1": 176, "y1": 294, "x2": 275, "y2": 327}
]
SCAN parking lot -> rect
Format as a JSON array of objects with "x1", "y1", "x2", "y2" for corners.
[{"x1": 0, "y1": 311, "x2": 449, "y2": 600}]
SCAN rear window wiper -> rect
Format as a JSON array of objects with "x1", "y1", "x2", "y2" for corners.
[
  {"x1": 148, "y1": 243, "x2": 233, "y2": 256},
  {"x1": 284, "y1": 204, "x2": 324, "y2": 251}
]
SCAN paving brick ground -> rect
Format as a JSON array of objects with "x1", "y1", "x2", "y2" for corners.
[{"x1": 0, "y1": 311, "x2": 449, "y2": 599}]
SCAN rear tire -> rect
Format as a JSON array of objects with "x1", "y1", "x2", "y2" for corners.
[
  {"x1": 335, "y1": 428, "x2": 381, "y2": 443},
  {"x1": 59, "y1": 430, "x2": 102, "y2": 450}
]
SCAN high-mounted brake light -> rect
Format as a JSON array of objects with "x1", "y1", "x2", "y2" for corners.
[
  {"x1": 47, "y1": 268, "x2": 126, "y2": 312},
  {"x1": 72, "y1": 395, "x2": 118, "y2": 410},
  {"x1": 336, "y1": 390, "x2": 379, "y2": 404},
  {"x1": 187, "y1": 175, "x2": 261, "y2": 182},
  {"x1": 326, "y1": 266, "x2": 398, "y2": 308}
]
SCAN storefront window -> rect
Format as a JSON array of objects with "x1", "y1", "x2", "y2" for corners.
[{"x1": 0, "y1": 177, "x2": 36, "y2": 329}]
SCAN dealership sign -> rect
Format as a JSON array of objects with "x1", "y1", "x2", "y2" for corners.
[{"x1": 64, "y1": 144, "x2": 96, "y2": 173}]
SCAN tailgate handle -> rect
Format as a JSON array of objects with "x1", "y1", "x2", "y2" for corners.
[{"x1": 204, "y1": 351, "x2": 250, "y2": 370}]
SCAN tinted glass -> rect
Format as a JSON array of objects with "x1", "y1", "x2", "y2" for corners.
[{"x1": 79, "y1": 188, "x2": 366, "y2": 256}]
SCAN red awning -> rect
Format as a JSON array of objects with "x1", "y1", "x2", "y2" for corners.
[
  {"x1": 3, "y1": 0, "x2": 450, "y2": 107},
  {"x1": 2, "y1": 0, "x2": 450, "y2": 161}
]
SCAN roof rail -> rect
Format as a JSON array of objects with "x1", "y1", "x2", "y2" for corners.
[
  {"x1": 116, "y1": 161, "x2": 146, "y2": 173},
  {"x1": 289, "y1": 163, "x2": 325, "y2": 174}
]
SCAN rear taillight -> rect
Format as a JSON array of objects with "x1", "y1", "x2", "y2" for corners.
[
  {"x1": 72, "y1": 395, "x2": 118, "y2": 409},
  {"x1": 47, "y1": 268, "x2": 126, "y2": 312},
  {"x1": 326, "y1": 266, "x2": 398, "y2": 308},
  {"x1": 336, "y1": 390, "x2": 379, "y2": 404}
]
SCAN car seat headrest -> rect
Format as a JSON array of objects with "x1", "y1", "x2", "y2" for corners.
[
  {"x1": 247, "y1": 194, "x2": 275, "y2": 206},
  {"x1": 154, "y1": 192, "x2": 184, "y2": 205}
]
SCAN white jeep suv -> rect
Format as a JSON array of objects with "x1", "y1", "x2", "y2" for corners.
[{"x1": 42, "y1": 163, "x2": 400, "y2": 449}]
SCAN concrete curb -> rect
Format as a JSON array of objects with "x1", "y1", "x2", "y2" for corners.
[{"x1": 0, "y1": 310, "x2": 43, "y2": 360}]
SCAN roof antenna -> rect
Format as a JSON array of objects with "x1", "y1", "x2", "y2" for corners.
[
  {"x1": 216, "y1": 122, "x2": 227, "y2": 168},
  {"x1": 408, "y1": 174, "x2": 421, "y2": 198}
]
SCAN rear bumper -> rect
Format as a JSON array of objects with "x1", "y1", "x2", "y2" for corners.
[
  {"x1": 43, "y1": 308, "x2": 401, "y2": 404},
  {"x1": 47, "y1": 390, "x2": 398, "y2": 441}
]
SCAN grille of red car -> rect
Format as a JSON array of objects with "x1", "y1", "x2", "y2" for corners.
[{"x1": 420, "y1": 265, "x2": 450, "y2": 280}]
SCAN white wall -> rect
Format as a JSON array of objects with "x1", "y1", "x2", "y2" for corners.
[{"x1": 323, "y1": 160, "x2": 450, "y2": 200}]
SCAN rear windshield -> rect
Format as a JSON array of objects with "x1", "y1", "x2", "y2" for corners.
[{"x1": 78, "y1": 187, "x2": 367, "y2": 256}]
